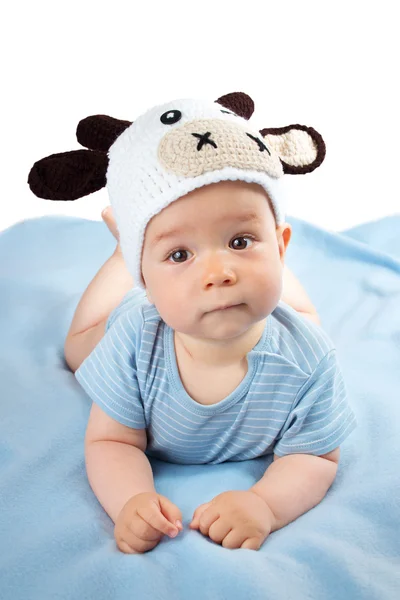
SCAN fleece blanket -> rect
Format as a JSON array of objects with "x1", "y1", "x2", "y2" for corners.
[{"x1": 0, "y1": 214, "x2": 399, "y2": 600}]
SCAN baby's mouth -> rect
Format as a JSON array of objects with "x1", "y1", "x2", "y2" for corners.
[{"x1": 211, "y1": 303, "x2": 244, "y2": 312}]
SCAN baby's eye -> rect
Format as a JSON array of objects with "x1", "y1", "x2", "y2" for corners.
[
  {"x1": 229, "y1": 236, "x2": 254, "y2": 250},
  {"x1": 168, "y1": 249, "x2": 192, "y2": 263},
  {"x1": 167, "y1": 237, "x2": 254, "y2": 263}
]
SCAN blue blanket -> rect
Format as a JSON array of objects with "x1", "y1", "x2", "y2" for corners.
[{"x1": 0, "y1": 215, "x2": 399, "y2": 600}]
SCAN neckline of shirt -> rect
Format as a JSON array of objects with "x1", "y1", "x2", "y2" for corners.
[{"x1": 163, "y1": 314, "x2": 273, "y2": 416}]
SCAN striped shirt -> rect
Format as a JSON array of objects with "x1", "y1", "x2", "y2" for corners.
[{"x1": 75, "y1": 288, "x2": 356, "y2": 465}]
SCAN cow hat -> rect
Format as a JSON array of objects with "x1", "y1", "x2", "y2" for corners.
[{"x1": 28, "y1": 91, "x2": 326, "y2": 289}]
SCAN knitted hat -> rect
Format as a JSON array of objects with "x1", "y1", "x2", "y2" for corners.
[{"x1": 28, "y1": 91, "x2": 326, "y2": 289}]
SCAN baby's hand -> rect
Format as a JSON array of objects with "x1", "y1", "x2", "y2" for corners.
[
  {"x1": 190, "y1": 490, "x2": 275, "y2": 550},
  {"x1": 114, "y1": 492, "x2": 183, "y2": 554}
]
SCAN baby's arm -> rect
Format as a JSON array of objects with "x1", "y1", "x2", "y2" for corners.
[
  {"x1": 249, "y1": 349, "x2": 353, "y2": 530},
  {"x1": 86, "y1": 402, "x2": 182, "y2": 553},
  {"x1": 190, "y1": 448, "x2": 339, "y2": 548},
  {"x1": 250, "y1": 448, "x2": 339, "y2": 532},
  {"x1": 85, "y1": 403, "x2": 154, "y2": 522}
]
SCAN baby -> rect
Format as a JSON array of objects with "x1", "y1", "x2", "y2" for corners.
[{"x1": 29, "y1": 92, "x2": 356, "y2": 554}]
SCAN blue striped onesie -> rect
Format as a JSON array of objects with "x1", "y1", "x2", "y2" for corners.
[{"x1": 75, "y1": 288, "x2": 356, "y2": 465}]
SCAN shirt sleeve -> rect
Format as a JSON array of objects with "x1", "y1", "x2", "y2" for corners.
[
  {"x1": 274, "y1": 350, "x2": 356, "y2": 457},
  {"x1": 106, "y1": 286, "x2": 148, "y2": 331},
  {"x1": 75, "y1": 300, "x2": 146, "y2": 429}
]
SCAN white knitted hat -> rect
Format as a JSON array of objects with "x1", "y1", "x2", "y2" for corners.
[{"x1": 28, "y1": 92, "x2": 326, "y2": 290}]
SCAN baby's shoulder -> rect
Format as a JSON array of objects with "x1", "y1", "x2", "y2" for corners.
[
  {"x1": 267, "y1": 301, "x2": 335, "y2": 375},
  {"x1": 105, "y1": 287, "x2": 163, "y2": 358},
  {"x1": 106, "y1": 287, "x2": 158, "y2": 330}
]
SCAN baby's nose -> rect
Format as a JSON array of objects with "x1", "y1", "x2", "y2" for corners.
[{"x1": 203, "y1": 256, "x2": 237, "y2": 288}]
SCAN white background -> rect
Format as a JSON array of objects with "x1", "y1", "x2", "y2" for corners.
[{"x1": 1, "y1": 0, "x2": 399, "y2": 234}]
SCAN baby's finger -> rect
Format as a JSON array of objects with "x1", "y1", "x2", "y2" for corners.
[
  {"x1": 118, "y1": 539, "x2": 139, "y2": 554},
  {"x1": 240, "y1": 537, "x2": 263, "y2": 550},
  {"x1": 128, "y1": 516, "x2": 162, "y2": 542},
  {"x1": 118, "y1": 532, "x2": 159, "y2": 554},
  {"x1": 221, "y1": 528, "x2": 249, "y2": 550},
  {"x1": 198, "y1": 510, "x2": 220, "y2": 537},
  {"x1": 139, "y1": 502, "x2": 179, "y2": 538},
  {"x1": 190, "y1": 501, "x2": 212, "y2": 529},
  {"x1": 157, "y1": 495, "x2": 183, "y2": 530}
]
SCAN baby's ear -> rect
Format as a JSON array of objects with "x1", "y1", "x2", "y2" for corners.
[{"x1": 277, "y1": 223, "x2": 292, "y2": 261}]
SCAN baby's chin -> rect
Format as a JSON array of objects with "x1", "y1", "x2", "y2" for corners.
[{"x1": 172, "y1": 310, "x2": 270, "y2": 339}]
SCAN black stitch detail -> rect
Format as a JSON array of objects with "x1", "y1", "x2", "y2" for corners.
[
  {"x1": 246, "y1": 133, "x2": 271, "y2": 155},
  {"x1": 191, "y1": 132, "x2": 218, "y2": 151},
  {"x1": 220, "y1": 110, "x2": 237, "y2": 116}
]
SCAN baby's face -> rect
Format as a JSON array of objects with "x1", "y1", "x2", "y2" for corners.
[{"x1": 141, "y1": 180, "x2": 291, "y2": 341}]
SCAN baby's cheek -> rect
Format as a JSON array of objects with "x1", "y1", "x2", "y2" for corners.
[
  {"x1": 154, "y1": 291, "x2": 193, "y2": 331},
  {"x1": 254, "y1": 270, "x2": 281, "y2": 308}
]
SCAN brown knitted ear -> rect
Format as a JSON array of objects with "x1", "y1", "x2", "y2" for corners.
[
  {"x1": 215, "y1": 92, "x2": 255, "y2": 120},
  {"x1": 76, "y1": 115, "x2": 132, "y2": 152},
  {"x1": 27, "y1": 149, "x2": 108, "y2": 201},
  {"x1": 260, "y1": 124, "x2": 326, "y2": 175}
]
